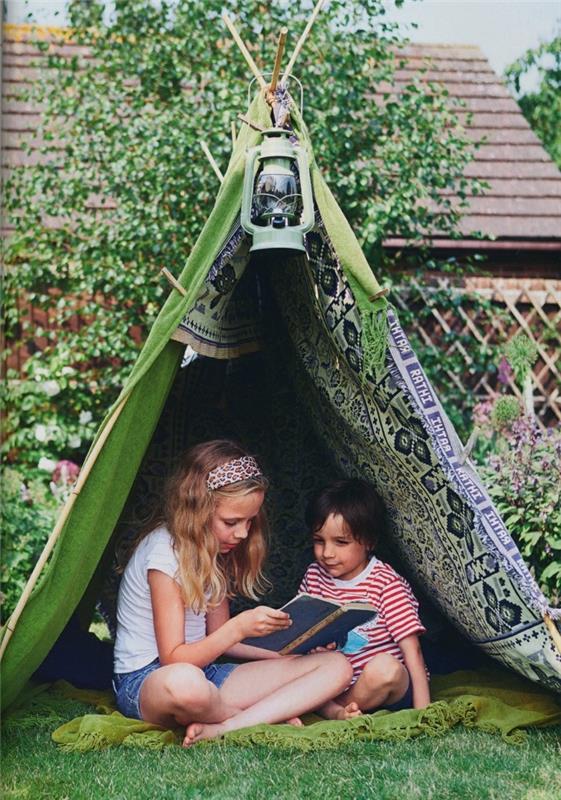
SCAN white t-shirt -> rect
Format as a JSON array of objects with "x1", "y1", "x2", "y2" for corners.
[{"x1": 113, "y1": 526, "x2": 207, "y2": 673}]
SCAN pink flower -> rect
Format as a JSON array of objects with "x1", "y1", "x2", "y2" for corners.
[
  {"x1": 473, "y1": 400, "x2": 494, "y2": 435},
  {"x1": 51, "y1": 459, "x2": 80, "y2": 485}
]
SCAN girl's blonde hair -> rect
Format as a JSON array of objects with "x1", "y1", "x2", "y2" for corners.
[{"x1": 156, "y1": 440, "x2": 269, "y2": 613}]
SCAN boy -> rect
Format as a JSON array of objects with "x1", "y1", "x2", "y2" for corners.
[{"x1": 300, "y1": 479, "x2": 430, "y2": 719}]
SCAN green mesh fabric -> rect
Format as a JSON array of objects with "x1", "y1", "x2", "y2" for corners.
[{"x1": 37, "y1": 670, "x2": 561, "y2": 752}]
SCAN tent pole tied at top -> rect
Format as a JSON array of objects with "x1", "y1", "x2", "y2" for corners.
[
  {"x1": 0, "y1": 394, "x2": 129, "y2": 662},
  {"x1": 281, "y1": 0, "x2": 326, "y2": 85},
  {"x1": 222, "y1": 13, "x2": 268, "y2": 92},
  {"x1": 223, "y1": 3, "x2": 326, "y2": 122},
  {"x1": 269, "y1": 27, "x2": 288, "y2": 94}
]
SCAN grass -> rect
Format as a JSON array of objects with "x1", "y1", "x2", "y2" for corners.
[{"x1": 2, "y1": 693, "x2": 560, "y2": 800}]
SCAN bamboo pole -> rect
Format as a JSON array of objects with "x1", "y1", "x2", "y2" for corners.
[
  {"x1": 458, "y1": 427, "x2": 479, "y2": 466},
  {"x1": 238, "y1": 113, "x2": 266, "y2": 133},
  {"x1": 200, "y1": 141, "x2": 224, "y2": 183},
  {"x1": 0, "y1": 394, "x2": 129, "y2": 662},
  {"x1": 368, "y1": 288, "x2": 390, "y2": 301},
  {"x1": 222, "y1": 12, "x2": 268, "y2": 91},
  {"x1": 281, "y1": 0, "x2": 326, "y2": 84},
  {"x1": 269, "y1": 27, "x2": 288, "y2": 93},
  {"x1": 544, "y1": 613, "x2": 561, "y2": 656},
  {"x1": 160, "y1": 267, "x2": 188, "y2": 297}
]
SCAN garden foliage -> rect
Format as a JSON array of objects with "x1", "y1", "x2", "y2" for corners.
[
  {"x1": 473, "y1": 334, "x2": 561, "y2": 606},
  {"x1": 0, "y1": 469, "x2": 59, "y2": 620},
  {"x1": 3, "y1": 0, "x2": 486, "y2": 475},
  {"x1": 505, "y1": 33, "x2": 561, "y2": 168},
  {"x1": 477, "y1": 417, "x2": 561, "y2": 606}
]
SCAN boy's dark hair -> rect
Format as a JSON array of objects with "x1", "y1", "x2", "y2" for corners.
[{"x1": 305, "y1": 479, "x2": 385, "y2": 550}]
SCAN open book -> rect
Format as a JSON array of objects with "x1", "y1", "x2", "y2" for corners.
[{"x1": 242, "y1": 593, "x2": 377, "y2": 655}]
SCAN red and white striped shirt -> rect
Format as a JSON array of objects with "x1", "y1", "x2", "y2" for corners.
[{"x1": 299, "y1": 557, "x2": 426, "y2": 680}]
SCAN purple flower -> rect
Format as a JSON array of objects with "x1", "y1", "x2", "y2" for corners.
[{"x1": 497, "y1": 356, "x2": 513, "y2": 386}]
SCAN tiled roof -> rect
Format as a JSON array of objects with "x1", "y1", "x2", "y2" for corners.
[
  {"x1": 384, "y1": 44, "x2": 561, "y2": 250},
  {"x1": 3, "y1": 27, "x2": 561, "y2": 250}
]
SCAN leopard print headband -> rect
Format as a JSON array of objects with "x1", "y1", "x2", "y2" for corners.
[{"x1": 207, "y1": 455, "x2": 263, "y2": 490}]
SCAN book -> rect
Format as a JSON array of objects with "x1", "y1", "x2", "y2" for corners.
[{"x1": 242, "y1": 593, "x2": 378, "y2": 655}]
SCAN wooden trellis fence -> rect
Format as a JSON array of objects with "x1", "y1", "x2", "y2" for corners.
[
  {"x1": 7, "y1": 278, "x2": 561, "y2": 427},
  {"x1": 393, "y1": 277, "x2": 561, "y2": 428}
]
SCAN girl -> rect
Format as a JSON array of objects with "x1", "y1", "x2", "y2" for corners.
[
  {"x1": 300, "y1": 479, "x2": 430, "y2": 720},
  {"x1": 113, "y1": 440, "x2": 352, "y2": 745}
]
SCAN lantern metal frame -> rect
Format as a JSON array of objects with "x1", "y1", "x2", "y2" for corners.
[{"x1": 241, "y1": 127, "x2": 315, "y2": 253}]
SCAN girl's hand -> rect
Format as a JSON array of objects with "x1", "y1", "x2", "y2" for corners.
[
  {"x1": 308, "y1": 642, "x2": 337, "y2": 654},
  {"x1": 235, "y1": 606, "x2": 292, "y2": 639}
]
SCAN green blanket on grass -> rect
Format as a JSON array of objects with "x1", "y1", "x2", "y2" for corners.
[{"x1": 7, "y1": 668, "x2": 559, "y2": 752}]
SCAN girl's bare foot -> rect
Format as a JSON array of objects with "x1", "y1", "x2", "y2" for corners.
[
  {"x1": 182, "y1": 715, "x2": 302, "y2": 746},
  {"x1": 182, "y1": 721, "x2": 225, "y2": 747}
]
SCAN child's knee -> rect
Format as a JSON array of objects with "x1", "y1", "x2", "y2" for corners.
[
  {"x1": 363, "y1": 654, "x2": 404, "y2": 689},
  {"x1": 162, "y1": 664, "x2": 213, "y2": 714},
  {"x1": 325, "y1": 651, "x2": 354, "y2": 688},
  {"x1": 333, "y1": 653, "x2": 353, "y2": 688}
]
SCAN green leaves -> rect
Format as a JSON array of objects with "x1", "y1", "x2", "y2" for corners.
[
  {"x1": 0, "y1": 468, "x2": 60, "y2": 622},
  {"x1": 4, "y1": 0, "x2": 481, "y2": 475},
  {"x1": 505, "y1": 34, "x2": 561, "y2": 168},
  {"x1": 504, "y1": 332, "x2": 539, "y2": 385}
]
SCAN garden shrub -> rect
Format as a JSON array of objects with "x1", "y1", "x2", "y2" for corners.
[
  {"x1": 477, "y1": 417, "x2": 561, "y2": 606},
  {"x1": 473, "y1": 334, "x2": 561, "y2": 606},
  {"x1": 1, "y1": 469, "x2": 60, "y2": 622}
]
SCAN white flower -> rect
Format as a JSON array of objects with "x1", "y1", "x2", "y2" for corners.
[
  {"x1": 68, "y1": 434, "x2": 81, "y2": 449},
  {"x1": 35, "y1": 424, "x2": 48, "y2": 442},
  {"x1": 79, "y1": 411, "x2": 92, "y2": 425},
  {"x1": 61, "y1": 366, "x2": 75, "y2": 376},
  {"x1": 41, "y1": 380, "x2": 61, "y2": 397},
  {"x1": 38, "y1": 456, "x2": 57, "y2": 472}
]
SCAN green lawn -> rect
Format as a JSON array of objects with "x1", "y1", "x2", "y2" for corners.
[{"x1": 2, "y1": 693, "x2": 560, "y2": 800}]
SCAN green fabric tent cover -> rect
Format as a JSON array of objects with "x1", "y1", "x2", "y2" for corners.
[{"x1": 2, "y1": 94, "x2": 560, "y2": 711}]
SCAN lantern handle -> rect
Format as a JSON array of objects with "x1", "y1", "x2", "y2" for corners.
[{"x1": 247, "y1": 73, "x2": 303, "y2": 116}]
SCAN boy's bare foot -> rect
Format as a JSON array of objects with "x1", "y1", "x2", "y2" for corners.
[
  {"x1": 286, "y1": 716, "x2": 304, "y2": 727},
  {"x1": 319, "y1": 700, "x2": 363, "y2": 721},
  {"x1": 335, "y1": 702, "x2": 362, "y2": 721},
  {"x1": 182, "y1": 721, "x2": 225, "y2": 747}
]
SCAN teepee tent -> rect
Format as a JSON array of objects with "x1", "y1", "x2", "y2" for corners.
[{"x1": 2, "y1": 11, "x2": 560, "y2": 712}]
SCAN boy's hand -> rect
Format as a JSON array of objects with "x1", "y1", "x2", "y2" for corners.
[
  {"x1": 235, "y1": 606, "x2": 291, "y2": 639},
  {"x1": 308, "y1": 641, "x2": 338, "y2": 654}
]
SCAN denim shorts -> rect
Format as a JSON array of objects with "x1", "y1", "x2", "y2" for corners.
[{"x1": 113, "y1": 658, "x2": 239, "y2": 720}]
